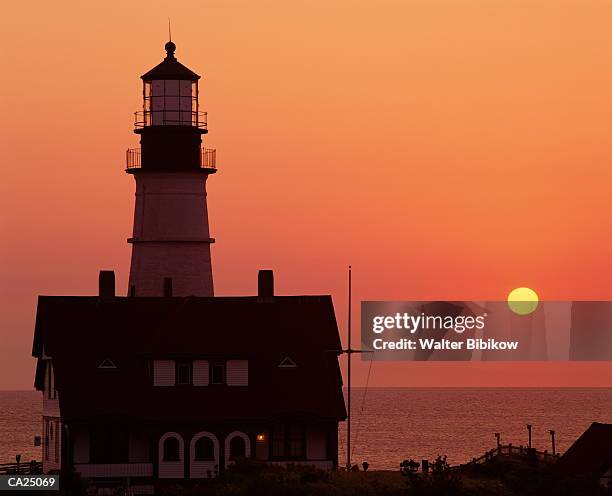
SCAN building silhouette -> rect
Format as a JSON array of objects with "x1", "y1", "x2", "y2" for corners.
[{"x1": 31, "y1": 42, "x2": 346, "y2": 492}]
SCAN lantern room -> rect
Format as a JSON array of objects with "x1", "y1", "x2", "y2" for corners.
[
  {"x1": 129, "y1": 41, "x2": 215, "y2": 172},
  {"x1": 135, "y1": 41, "x2": 207, "y2": 131}
]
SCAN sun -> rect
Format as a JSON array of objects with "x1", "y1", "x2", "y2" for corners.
[{"x1": 507, "y1": 287, "x2": 539, "y2": 315}]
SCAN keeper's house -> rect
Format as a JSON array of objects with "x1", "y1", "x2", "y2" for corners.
[
  {"x1": 30, "y1": 39, "x2": 346, "y2": 493},
  {"x1": 32, "y1": 270, "x2": 346, "y2": 484}
]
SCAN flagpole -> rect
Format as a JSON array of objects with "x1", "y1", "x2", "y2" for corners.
[{"x1": 347, "y1": 265, "x2": 352, "y2": 470}]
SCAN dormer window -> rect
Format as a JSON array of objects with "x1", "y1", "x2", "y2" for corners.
[
  {"x1": 98, "y1": 357, "x2": 117, "y2": 369},
  {"x1": 278, "y1": 356, "x2": 297, "y2": 368},
  {"x1": 176, "y1": 361, "x2": 192, "y2": 385}
]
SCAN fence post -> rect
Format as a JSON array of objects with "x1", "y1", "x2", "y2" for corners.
[
  {"x1": 549, "y1": 430, "x2": 556, "y2": 456},
  {"x1": 527, "y1": 424, "x2": 532, "y2": 449}
]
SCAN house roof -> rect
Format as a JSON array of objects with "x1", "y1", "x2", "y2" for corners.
[
  {"x1": 556, "y1": 423, "x2": 612, "y2": 478},
  {"x1": 32, "y1": 295, "x2": 346, "y2": 423}
]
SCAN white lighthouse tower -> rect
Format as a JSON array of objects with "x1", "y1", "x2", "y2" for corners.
[{"x1": 126, "y1": 41, "x2": 216, "y2": 297}]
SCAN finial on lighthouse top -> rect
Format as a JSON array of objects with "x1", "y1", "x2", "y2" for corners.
[{"x1": 164, "y1": 41, "x2": 176, "y2": 60}]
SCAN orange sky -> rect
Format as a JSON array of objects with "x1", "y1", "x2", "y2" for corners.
[{"x1": 2, "y1": 0, "x2": 612, "y2": 389}]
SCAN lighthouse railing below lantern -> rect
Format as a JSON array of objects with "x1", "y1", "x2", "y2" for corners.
[
  {"x1": 126, "y1": 147, "x2": 216, "y2": 171},
  {"x1": 134, "y1": 110, "x2": 207, "y2": 129}
]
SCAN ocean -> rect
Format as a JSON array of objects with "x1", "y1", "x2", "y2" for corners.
[{"x1": 2, "y1": 388, "x2": 611, "y2": 470}]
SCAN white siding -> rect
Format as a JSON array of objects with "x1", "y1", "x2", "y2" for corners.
[
  {"x1": 226, "y1": 360, "x2": 248, "y2": 386},
  {"x1": 153, "y1": 360, "x2": 175, "y2": 386},
  {"x1": 74, "y1": 463, "x2": 153, "y2": 478},
  {"x1": 224, "y1": 432, "x2": 251, "y2": 469},
  {"x1": 193, "y1": 360, "x2": 209, "y2": 386},
  {"x1": 159, "y1": 460, "x2": 184, "y2": 479},
  {"x1": 306, "y1": 429, "x2": 327, "y2": 460},
  {"x1": 42, "y1": 418, "x2": 61, "y2": 474},
  {"x1": 42, "y1": 361, "x2": 60, "y2": 417},
  {"x1": 131, "y1": 485, "x2": 155, "y2": 495},
  {"x1": 43, "y1": 396, "x2": 60, "y2": 418},
  {"x1": 268, "y1": 460, "x2": 333, "y2": 470},
  {"x1": 158, "y1": 433, "x2": 184, "y2": 479},
  {"x1": 189, "y1": 432, "x2": 219, "y2": 478}
]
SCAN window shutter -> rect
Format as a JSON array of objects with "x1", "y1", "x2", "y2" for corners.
[
  {"x1": 226, "y1": 360, "x2": 248, "y2": 386},
  {"x1": 153, "y1": 360, "x2": 175, "y2": 386},
  {"x1": 193, "y1": 360, "x2": 210, "y2": 386}
]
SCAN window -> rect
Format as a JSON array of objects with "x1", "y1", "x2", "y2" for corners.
[
  {"x1": 271, "y1": 424, "x2": 304, "y2": 459},
  {"x1": 147, "y1": 79, "x2": 195, "y2": 126},
  {"x1": 163, "y1": 437, "x2": 180, "y2": 462},
  {"x1": 176, "y1": 361, "x2": 192, "y2": 385},
  {"x1": 288, "y1": 425, "x2": 304, "y2": 458},
  {"x1": 194, "y1": 437, "x2": 215, "y2": 461},
  {"x1": 229, "y1": 436, "x2": 246, "y2": 461},
  {"x1": 271, "y1": 424, "x2": 285, "y2": 457},
  {"x1": 211, "y1": 362, "x2": 226, "y2": 385}
]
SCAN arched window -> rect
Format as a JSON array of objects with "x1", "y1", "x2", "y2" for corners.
[
  {"x1": 163, "y1": 437, "x2": 180, "y2": 461},
  {"x1": 194, "y1": 436, "x2": 215, "y2": 461},
  {"x1": 229, "y1": 436, "x2": 246, "y2": 461}
]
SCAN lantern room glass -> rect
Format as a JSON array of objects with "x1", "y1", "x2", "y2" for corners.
[{"x1": 143, "y1": 80, "x2": 198, "y2": 126}]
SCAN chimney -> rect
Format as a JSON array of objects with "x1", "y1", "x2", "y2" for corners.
[
  {"x1": 163, "y1": 277, "x2": 173, "y2": 297},
  {"x1": 99, "y1": 270, "x2": 115, "y2": 298},
  {"x1": 258, "y1": 270, "x2": 274, "y2": 297}
]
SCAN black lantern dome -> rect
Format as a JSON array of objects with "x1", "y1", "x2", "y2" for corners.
[{"x1": 141, "y1": 42, "x2": 201, "y2": 81}]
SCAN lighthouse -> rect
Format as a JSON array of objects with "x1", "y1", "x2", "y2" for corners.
[
  {"x1": 126, "y1": 41, "x2": 216, "y2": 297},
  {"x1": 31, "y1": 39, "x2": 347, "y2": 483}
]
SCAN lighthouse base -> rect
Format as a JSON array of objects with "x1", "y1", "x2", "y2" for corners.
[{"x1": 128, "y1": 240, "x2": 214, "y2": 296}]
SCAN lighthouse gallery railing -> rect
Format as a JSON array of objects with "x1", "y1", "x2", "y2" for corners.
[
  {"x1": 125, "y1": 148, "x2": 216, "y2": 170},
  {"x1": 134, "y1": 110, "x2": 207, "y2": 129}
]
